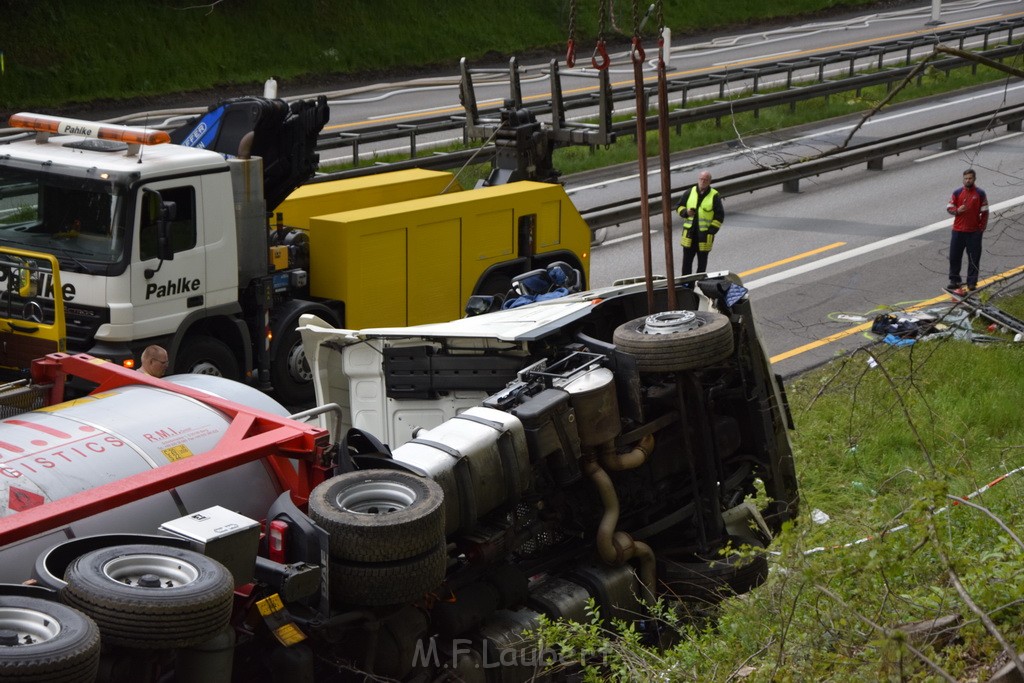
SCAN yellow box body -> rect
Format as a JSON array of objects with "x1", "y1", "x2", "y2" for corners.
[
  {"x1": 306, "y1": 182, "x2": 591, "y2": 329},
  {"x1": 273, "y1": 169, "x2": 459, "y2": 229}
]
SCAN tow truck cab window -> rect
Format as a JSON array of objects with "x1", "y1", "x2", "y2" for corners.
[
  {"x1": 0, "y1": 171, "x2": 126, "y2": 266},
  {"x1": 139, "y1": 186, "x2": 197, "y2": 261}
]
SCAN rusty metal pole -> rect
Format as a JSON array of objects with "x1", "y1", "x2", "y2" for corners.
[
  {"x1": 656, "y1": 36, "x2": 677, "y2": 311},
  {"x1": 631, "y1": 39, "x2": 655, "y2": 313}
]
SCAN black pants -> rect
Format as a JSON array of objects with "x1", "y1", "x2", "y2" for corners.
[
  {"x1": 681, "y1": 245, "x2": 709, "y2": 277},
  {"x1": 948, "y1": 230, "x2": 983, "y2": 287}
]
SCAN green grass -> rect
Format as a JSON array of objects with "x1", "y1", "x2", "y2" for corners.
[
  {"x1": 0, "y1": 0, "x2": 903, "y2": 112},
  {"x1": 535, "y1": 291, "x2": 1024, "y2": 681}
]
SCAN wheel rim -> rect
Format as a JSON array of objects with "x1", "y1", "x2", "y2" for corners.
[
  {"x1": 0, "y1": 606, "x2": 61, "y2": 645},
  {"x1": 643, "y1": 310, "x2": 698, "y2": 335},
  {"x1": 101, "y1": 554, "x2": 200, "y2": 588},
  {"x1": 334, "y1": 480, "x2": 417, "y2": 515},
  {"x1": 286, "y1": 340, "x2": 312, "y2": 383},
  {"x1": 187, "y1": 361, "x2": 223, "y2": 377}
]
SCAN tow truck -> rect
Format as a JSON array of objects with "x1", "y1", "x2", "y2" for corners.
[
  {"x1": 0, "y1": 97, "x2": 590, "y2": 404},
  {"x1": 0, "y1": 271, "x2": 797, "y2": 682}
]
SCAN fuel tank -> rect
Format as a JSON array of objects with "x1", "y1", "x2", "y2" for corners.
[{"x1": 0, "y1": 375, "x2": 286, "y2": 583}]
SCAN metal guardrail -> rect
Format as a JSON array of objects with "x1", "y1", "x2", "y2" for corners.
[
  {"x1": 309, "y1": 39, "x2": 1024, "y2": 190},
  {"x1": 580, "y1": 104, "x2": 1024, "y2": 230},
  {"x1": 316, "y1": 16, "x2": 1024, "y2": 164},
  {"x1": 620, "y1": 42, "x2": 1024, "y2": 138}
]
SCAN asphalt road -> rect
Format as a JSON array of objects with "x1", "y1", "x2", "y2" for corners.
[
  {"x1": 315, "y1": 0, "x2": 1024, "y2": 163},
  {"x1": 295, "y1": 0, "x2": 1024, "y2": 380},
  {"x1": 585, "y1": 87, "x2": 1024, "y2": 377}
]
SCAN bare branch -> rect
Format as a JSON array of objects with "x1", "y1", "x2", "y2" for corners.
[
  {"x1": 813, "y1": 583, "x2": 958, "y2": 682},
  {"x1": 935, "y1": 44, "x2": 1024, "y2": 79},
  {"x1": 837, "y1": 51, "x2": 941, "y2": 150},
  {"x1": 944, "y1": 494, "x2": 1024, "y2": 553},
  {"x1": 926, "y1": 517, "x2": 1024, "y2": 679}
]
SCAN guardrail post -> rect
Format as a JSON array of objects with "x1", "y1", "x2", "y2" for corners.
[
  {"x1": 398, "y1": 124, "x2": 417, "y2": 158},
  {"x1": 338, "y1": 133, "x2": 360, "y2": 166},
  {"x1": 941, "y1": 136, "x2": 958, "y2": 151},
  {"x1": 1007, "y1": 118, "x2": 1022, "y2": 133},
  {"x1": 867, "y1": 157, "x2": 884, "y2": 170},
  {"x1": 783, "y1": 179, "x2": 800, "y2": 193},
  {"x1": 813, "y1": 57, "x2": 826, "y2": 82}
]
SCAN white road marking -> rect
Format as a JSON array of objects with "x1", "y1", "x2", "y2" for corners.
[
  {"x1": 915, "y1": 131, "x2": 1024, "y2": 162},
  {"x1": 743, "y1": 194, "x2": 1024, "y2": 290},
  {"x1": 566, "y1": 82, "x2": 1024, "y2": 195}
]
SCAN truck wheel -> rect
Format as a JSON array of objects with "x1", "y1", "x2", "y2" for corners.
[
  {"x1": 60, "y1": 545, "x2": 234, "y2": 650},
  {"x1": 309, "y1": 470, "x2": 445, "y2": 564},
  {"x1": 270, "y1": 327, "x2": 313, "y2": 406},
  {"x1": 658, "y1": 538, "x2": 768, "y2": 604},
  {"x1": 0, "y1": 596, "x2": 100, "y2": 683},
  {"x1": 613, "y1": 311, "x2": 734, "y2": 372},
  {"x1": 176, "y1": 336, "x2": 241, "y2": 381},
  {"x1": 330, "y1": 541, "x2": 447, "y2": 607}
]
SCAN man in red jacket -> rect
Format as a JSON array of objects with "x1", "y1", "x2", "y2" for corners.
[{"x1": 945, "y1": 168, "x2": 988, "y2": 292}]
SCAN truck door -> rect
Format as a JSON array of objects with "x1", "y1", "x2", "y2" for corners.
[{"x1": 130, "y1": 183, "x2": 206, "y2": 339}]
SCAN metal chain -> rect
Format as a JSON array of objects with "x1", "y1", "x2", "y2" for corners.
[
  {"x1": 593, "y1": 0, "x2": 611, "y2": 70},
  {"x1": 629, "y1": 0, "x2": 644, "y2": 63},
  {"x1": 566, "y1": 0, "x2": 578, "y2": 67},
  {"x1": 568, "y1": 0, "x2": 577, "y2": 42},
  {"x1": 656, "y1": 0, "x2": 665, "y2": 34}
]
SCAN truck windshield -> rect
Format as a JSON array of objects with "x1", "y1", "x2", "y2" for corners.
[{"x1": 0, "y1": 169, "x2": 126, "y2": 267}]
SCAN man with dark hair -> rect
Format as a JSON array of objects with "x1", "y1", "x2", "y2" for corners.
[{"x1": 946, "y1": 168, "x2": 988, "y2": 293}]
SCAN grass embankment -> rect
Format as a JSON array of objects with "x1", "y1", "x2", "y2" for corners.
[
  {"x1": 537, "y1": 292, "x2": 1024, "y2": 681},
  {"x1": 0, "y1": 0, "x2": 902, "y2": 112}
]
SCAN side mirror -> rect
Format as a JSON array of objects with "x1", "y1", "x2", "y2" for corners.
[
  {"x1": 142, "y1": 189, "x2": 176, "y2": 279},
  {"x1": 155, "y1": 200, "x2": 177, "y2": 263},
  {"x1": 465, "y1": 295, "x2": 502, "y2": 317}
]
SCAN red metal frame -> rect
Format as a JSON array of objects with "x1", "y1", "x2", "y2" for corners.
[{"x1": 0, "y1": 353, "x2": 332, "y2": 547}]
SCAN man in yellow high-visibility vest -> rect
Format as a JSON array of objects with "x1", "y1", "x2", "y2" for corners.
[{"x1": 675, "y1": 170, "x2": 724, "y2": 281}]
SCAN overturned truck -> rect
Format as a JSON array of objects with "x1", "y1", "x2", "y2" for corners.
[{"x1": 0, "y1": 273, "x2": 797, "y2": 682}]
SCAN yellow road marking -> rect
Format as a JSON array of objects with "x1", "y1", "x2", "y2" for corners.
[
  {"x1": 324, "y1": 13, "x2": 1023, "y2": 132},
  {"x1": 770, "y1": 263, "x2": 1024, "y2": 364},
  {"x1": 739, "y1": 242, "x2": 846, "y2": 277}
]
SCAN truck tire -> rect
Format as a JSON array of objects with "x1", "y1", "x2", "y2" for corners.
[
  {"x1": 612, "y1": 311, "x2": 733, "y2": 372},
  {"x1": 329, "y1": 541, "x2": 447, "y2": 607},
  {"x1": 0, "y1": 596, "x2": 100, "y2": 683},
  {"x1": 658, "y1": 538, "x2": 768, "y2": 604},
  {"x1": 308, "y1": 470, "x2": 445, "y2": 564},
  {"x1": 175, "y1": 336, "x2": 241, "y2": 381},
  {"x1": 60, "y1": 545, "x2": 234, "y2": 650},
  {"x1": 270, "y1": 326, "x2": 313, "y2": 406}
]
